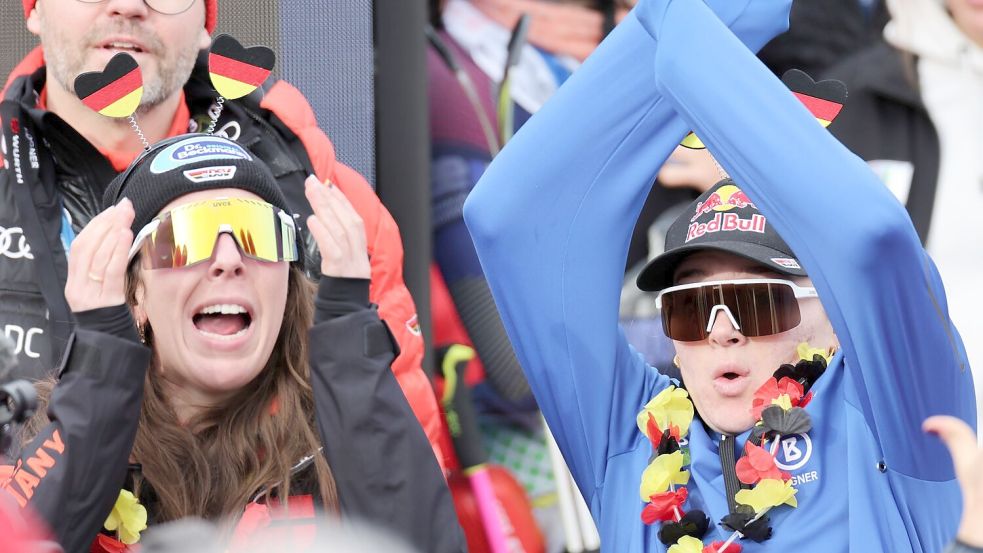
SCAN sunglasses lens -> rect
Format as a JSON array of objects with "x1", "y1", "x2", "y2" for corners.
[
  {"x1": 662, "y1": 287, "x2": 712, "y2": 342},
  {"x1": 660, "y1": 282, "x2": 802, "y2": 342},
  {"x1": 136, "y1": 198, "x2": 297, "y2": 269}
]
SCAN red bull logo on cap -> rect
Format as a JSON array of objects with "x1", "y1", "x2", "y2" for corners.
[
  {"x1": 691, "y1": 184, "x2": 758, "y2": 222},
  {"x1": 686, "y1": 213, "x2": 767, "y2": 243}
]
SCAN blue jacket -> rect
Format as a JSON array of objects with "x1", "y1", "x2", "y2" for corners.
[{"x1": 463, "y1": 1, "x2": 979, "y2": 551}]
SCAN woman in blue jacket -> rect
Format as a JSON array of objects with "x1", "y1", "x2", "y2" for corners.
[{"x1": 464, "y1": 0, "x2": 978, "y2": 551}]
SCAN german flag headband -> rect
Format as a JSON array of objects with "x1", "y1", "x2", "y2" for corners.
[
  {"x1": 205, "y1": 35, "x2": 276, "y2": 133},
  {"x1": 73, "y1": 35, "x2": 276, "y2": 145},
  {"x1": 680, "y1": 69, "x2": 848, "y2": 150}
]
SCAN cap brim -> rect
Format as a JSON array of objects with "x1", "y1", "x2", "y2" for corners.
[{"x1": 636, "y1": 241, "x2": 807, "y2": 292}]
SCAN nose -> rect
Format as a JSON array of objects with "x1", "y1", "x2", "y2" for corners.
[
  {"x1": 102, "y1": 0, "x2": 150, "y2": 19},
  {"x1": 707, "y1": 307, "x2": 747, "y2": 347},
  {"x1": 207, "y1": 233, "x2": 245, "y2": 279}
]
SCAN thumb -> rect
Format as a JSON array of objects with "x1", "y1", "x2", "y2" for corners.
[{"x1": 923, "y1": 415, "x2": 977, "y2": 471}]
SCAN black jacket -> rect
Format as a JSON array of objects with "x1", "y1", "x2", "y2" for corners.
[
  {"x1": 1, "y1": 278, "x2": 465, "y2": 553},
  {"x1": 758, "y1": 0, "x2": 888, "y2": 77},
  {"x1": 0, "y1": 55, "x2": 325, "y2": 380},
  {"x1": 824, "y1": 41, "x2": 940, "y2": 244}
]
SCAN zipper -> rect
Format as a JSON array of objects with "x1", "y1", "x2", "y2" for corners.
[{"x1": 718, "y1": 433, "x2": 745, "y2": 514}]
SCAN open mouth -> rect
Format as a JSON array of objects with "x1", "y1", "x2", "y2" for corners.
[
  {"x1": 720, "y1": 372, "x2": 741, "y2": 380},
  {"x1": 192, "y1": 304, "x2": 253, "y2": 339},
  {"x1": 101, "y1": 41, "x2": 146, "y2": 54}
]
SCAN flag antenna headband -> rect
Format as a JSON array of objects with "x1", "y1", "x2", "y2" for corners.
[
  {"x1": 73, "y1": 52, "x2": 150, "y2": 150},
  {"x1": 678, "y1": 69, "x2": 848, "y2": 151},
  {"x1": 72, "y1": 35, "x2": 276, "y2": 146},
  {"x1": 206, "y1": 34, "x2": 276, "y2": 133}
]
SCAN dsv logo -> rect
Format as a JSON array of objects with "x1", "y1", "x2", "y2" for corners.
[{"x1": 0, "y1": 225, "x2": 34, "y2": 260}]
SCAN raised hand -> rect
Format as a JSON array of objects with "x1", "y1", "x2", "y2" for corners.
[
  {"x1": 304, "y1": 176, "x2": 371, "y2": 280},
  {"x1": 659, "y1": 146, "x2": 724, "y2": 193},
  {"x1": 924, "y1": 416, "x2": 983, "y2": 547},
  {"x1": 65, "y1": 199, "x2": 136, "y2": 313}
]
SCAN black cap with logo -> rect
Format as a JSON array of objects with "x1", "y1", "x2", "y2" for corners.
[
  {"x1": 636, "y1": 179, "x2": 805, "y2": 292},
  {"x1": 102, "y1": 134, "x2": 291, "y2": 236}
]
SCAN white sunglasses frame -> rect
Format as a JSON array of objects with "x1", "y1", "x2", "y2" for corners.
[
  {"x1": 125, "y1": 199, "x2": 298, "y2": 265},
  {"x1": 655, "y1": 278, "x2": 818, "y2": 334}
]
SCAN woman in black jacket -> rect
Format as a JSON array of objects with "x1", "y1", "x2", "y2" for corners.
[{"x1": 1, "y1": 134, "x2": 465, "y2": 553}]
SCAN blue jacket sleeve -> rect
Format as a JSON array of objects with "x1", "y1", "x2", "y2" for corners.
[
  {"x1": 648, "y1": 0, "x2": 977, "y2": 479},
  {"x1": 463, "y1": 0, "x2": 792, "y2": 507}
]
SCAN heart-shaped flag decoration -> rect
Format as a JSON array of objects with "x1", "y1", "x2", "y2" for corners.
[
  {"x1": 74, "y1": 52, "x2": 143, "y2": 118},
  {"x1": 680, "y1": 132, "x2": 706, "y2": 150},
  {"x1": 209, "y1": 34, "x2": 276, "y2": 100},
  {"x1": 781, "y1": 68, "x2": 848, "y2": 128},
  {"x1": 680, "y1": 68, "x2": 850, "y2": 149}
]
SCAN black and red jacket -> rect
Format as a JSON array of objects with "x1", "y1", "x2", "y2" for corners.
[{"x1": 1, "y1": 278, "x2": 466, "y2": 553}]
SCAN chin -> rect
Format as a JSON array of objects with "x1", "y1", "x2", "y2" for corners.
[
  {"x1": 706, "y1": 409, "x2": 756, "y2": 436},
  {"x1": 194, "y1": 359, "x2": 266, "y2": 393}
]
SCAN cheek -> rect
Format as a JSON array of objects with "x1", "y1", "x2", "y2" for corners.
[
  {"x1": 140, "y1": 272, "x2": 192, "y2": 329},
  {"x1": 261, "y1": 266, "x2": 291, "y2": 330},
  {"x1": 794, "y1": 303, "x2": 835, "y2": 347},
  {"x1": 675, "y1": 346, "x2": 709, "y2": 383},
  {"x1": 161, "y1": 17, "x2": 208, "y2": 54}
]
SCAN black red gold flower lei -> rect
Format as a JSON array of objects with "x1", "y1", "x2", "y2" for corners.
[{"x1": 636, "y1": 344, "x2": 832, "y2": 553}]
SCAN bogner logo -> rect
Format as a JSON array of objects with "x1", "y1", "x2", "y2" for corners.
[
  {"x1": 766, "y1": 432, "x2": 813, "y2": 471},
  {"x1": 0, "y1": 226, "x2": 35, "y2": 260}
]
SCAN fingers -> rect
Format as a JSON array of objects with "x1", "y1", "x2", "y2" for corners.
[
  {"x1": 923, "y1": 415, "x2": 978, "y2": 472},
  {"x1": 67, "y1": 204, "x2": 117, "y2": 277},
  {"x1": 306, "y1": 214, "x2": 343, "y2": 258},
  {"x1": 658, "y1": 146, "x2": 722, "y2": 192},
  {"x1": 88, "y1": 216, "x2": 124, "y2": 282},
  {"x1": 304, "y1": 176, "x2": 371, "y2": 279},
  {"x1": 65, "y1": 199, "x2": 135, "y2": 312},
  {"x1": 305, "y1": 176, "x2": 366, "y2": 244},
  {"x1": 103, "y1": 225, "x2": 135, "y2": 301}
]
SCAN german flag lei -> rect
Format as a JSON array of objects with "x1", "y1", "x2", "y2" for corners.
[{"x1": 637, "y1": 344, "x2": 833, "y2": 552}]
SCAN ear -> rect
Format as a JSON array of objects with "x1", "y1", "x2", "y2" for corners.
[
  {"x1": 26, "y1": 4, "x2": 42, "y2": 36},
  {"x1": 131, "y1": 280, "x2": 148, "y2": 327},
  {"x1": 199, "y1": 28, "x2": 212, "y2": 51}
]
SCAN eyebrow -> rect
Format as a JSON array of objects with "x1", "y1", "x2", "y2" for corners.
[
  {"x1": 673, "y1": 267, "x2": 705, "y2": 282},
  {"x1": 673, "y1": 262, "x2": 782, "y2": 283}
]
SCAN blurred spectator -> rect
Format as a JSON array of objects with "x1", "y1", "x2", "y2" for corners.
[
  {"x1": 924, "y1": 415, "x2": 983, "y2": 550},
  {"x1": 137, "y1": 517, "x2": 421, "y2": 553},
  {"x1": 758, "y1": 0, "x2": 888, "y2": 76},
  {"x1": 825, "y1": 0, "x2": 983, "y2": 431}
]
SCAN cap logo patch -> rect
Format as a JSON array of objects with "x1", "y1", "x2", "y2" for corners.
[
  {"x1": 771, "y1": 258, "x2": 802, "y2": 270},
  {"x1": 150, "y1": 137, "x2": 252, "y2": 174},
  {"x1": 691, "y1": 184, "x2": 757, "y2": 222},
  {"x1": 686, "y1": 213, "x2": 767, "y2": 243},
  {"x1": 183, "y1": 165, "x2": 237, "y2": 183}
]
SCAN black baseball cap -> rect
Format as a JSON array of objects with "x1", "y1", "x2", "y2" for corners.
[{"x1": 636, "y1": 179, "x2": 805, "y2": 292}]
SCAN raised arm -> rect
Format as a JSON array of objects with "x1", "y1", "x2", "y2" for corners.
[
  {"x1": 648, "y1": 0, "x2": 976, "y2": 478},
  {"x1": 464, "y1": 0, "x2": 792, "y2": 504},
  {"x1": 2, "y1": 198, "x2": 147, "y2": 553}
]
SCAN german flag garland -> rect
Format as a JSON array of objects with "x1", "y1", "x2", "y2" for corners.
[{"x1": 637, "y1": 344, "x2": 833, "y2": 553}]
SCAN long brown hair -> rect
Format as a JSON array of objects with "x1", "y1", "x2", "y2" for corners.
[{"x1": 128, "y1": 264, "x2": 338, "y2": 522}]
